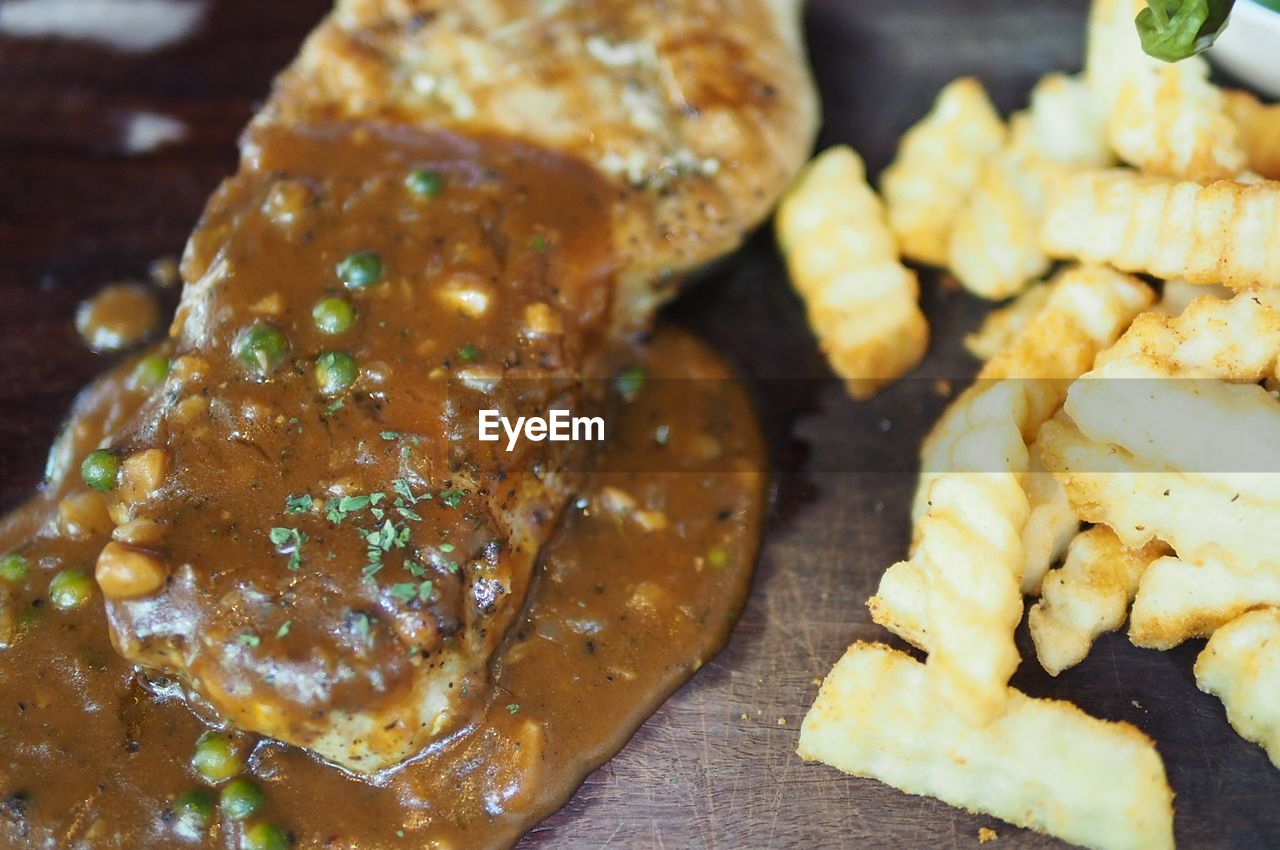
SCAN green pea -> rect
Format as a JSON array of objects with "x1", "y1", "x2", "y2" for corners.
[
  {"x1": 49, "y1": 568, "x2": 93, "y2": 611},
  {"x1": 128, "y1": 354, "x2": 170, "y2": 392},
  {"x1": 241, "y1": 821, "x2": 290, "y2": 850},
  {"x1": 80, "y1": 448, "x2": 120, "y2": 492},
  {"x1": 311, "y1": 298, "x2": 355, "y2": 335},
  {"x1": 220, "y1": 777, "x2": 264, "y2": 821},
  {"x1": 233, "y1": 322, "x2": 290, "y2": 380},
  {"x1": 314, "y1": 352, "x2": 357, "y2": 396},
  {"x1": 614, "y1": 365, "x2": 647, "y2": 403},
  {"x1": 191, "y1": 731, "x2": 244, "y2": 783},
  {"x1": 0, "y1": 553, "x2": 29, "y2": 583},
  {"x1": 405, "y1": 168, "x2": 443, "y2": 198},
  {"x1": 173, "y1": 788, "x2": 216, "y2": 833},
  {"x1": 336, "y1": 250, "x2": 382, "y2": 289}
]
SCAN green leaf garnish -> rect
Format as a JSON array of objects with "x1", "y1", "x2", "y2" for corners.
[
  {"x1": 285, "y1": 494, "x2": 313, "y2": 514},
  {"x1": 440, "y1": 488, "x2": 467, "y2": 508},
  {"x1": 1136, "y1": 0, "x2": 1235, "y2": 61}
]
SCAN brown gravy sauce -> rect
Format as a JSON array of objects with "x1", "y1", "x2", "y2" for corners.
[{"x1": 0, "y1": 119, "x2": 766, "y2": 850}]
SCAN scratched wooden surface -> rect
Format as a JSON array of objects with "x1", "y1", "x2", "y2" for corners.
[{"x1": 1, "y1": 1, "x2": 1276, "y2": 847}]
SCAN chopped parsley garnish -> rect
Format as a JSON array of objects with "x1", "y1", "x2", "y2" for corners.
[
  {"x1": 439, "y1": 543, "x2": 455, "y2": 553},
  {"x1": 237, "y1": 633, "x2": 261, "y2": 648},
  {"x1": 529, "y1": 234, "x2": 550, "y2": 253},
  {"x1": 390, "y1": 582, "x2": 418, "y2": 603},
  {"x1": 276, "y1": 620, "x2": 292, "y2": 639},
  {"x1": 506, "y1": 703, "x2": 520, "y2": 714},
  {"x1": 457, "y1": 344, "x2": 479, "y2": 363},
  {"x1": 439, "y1": 488, "x2": 468, "y2": 508},
  {"x1": 326, "y1": 494, "x2": 372, "y2": 524},
  {"x1": 268, "y1": 527, "x2": 308, "y2": 570},
  {"x1": 380, "y1": 431, "x2": 401, "y2": 441},
  {"x1": 392, "y1": 478, "x2": 424, "y2": 505},
  {"x1": 284, "y1": 494, "x2": 313, "y2": 514},
  {"x1": 349, "y1": 612, "x2": 373, "y2": 646},
  {"x1": 418, "y1": 580, "x2": 434, "y2": 602}
]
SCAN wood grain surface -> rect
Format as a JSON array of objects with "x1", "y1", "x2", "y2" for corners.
[{"x1": 1, "y1": 1, "x2": 1275, "y2": 847}]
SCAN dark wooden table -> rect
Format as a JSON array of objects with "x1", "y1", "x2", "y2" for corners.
[{"x1": 1, "y1": 1, "x2": 1275, "y2": 847}]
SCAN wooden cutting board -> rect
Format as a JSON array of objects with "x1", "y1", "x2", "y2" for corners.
[{"x1": 1, "y1": 1, "x2": 1275, "y2": 846}]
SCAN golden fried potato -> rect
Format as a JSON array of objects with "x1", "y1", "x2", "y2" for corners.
[
  {"x1": 949, "y1": 75, "x2": 1111, "y2": 299},
  {"x1": 948, "y1": 134, "x2": 1052, "y2": 299},
  {"x1": 1024, "y1": 72, "x2": 1112, "y2": 170},
  {"x1": 1020, "y1": 450, "x2": 1080, "y2": 596},
  {"x1": 873, "y1": 268, "x2": 1152, "y2": 667},
  {"x1": 1086, "y1": 0, "x2": 1244, "y2": 180},
  {"x1": 1039, "y1": 290, "x2": 1280, "y2": 579},
  {"x1": 979, "y1": 265, "x2": 1154, "y2": 436},
  {"x1": 1042, "y1": 169, "x2": 1280, "y2": 290},
  {"x1": 915, "y1": 265, "x2": 1151, "y2": 520},
  {"x1": 1195, "y1": 608, "x2": 1280, "y2": 768},
  {"x1": 875, "y1": 381, "x2": 1032, "y2": 723},
  {"x1": 1029, "y1": 526, "x2": 1168, "y2": 675},
  {"x1": 1038, "y1": 413, "x2": 1280, "y2": 581},
  {"x1": 868, "y1": 560, "x2": 928, "y2": 651},
  {"x1": 1087, "y1": 287, "x2": 1280, "y2": 378},
  {"x1": 1130, "y1": 555, "x2": 1280, "y2": 649},
  {"x1": 798, "y1": 642, "x2": 1175, "y2": 850},
  {"x1": 881, "y1": 78, "x2": 1005, "y2": 266},
  {"x1": 776, "y1": 146, "x2": 929, "y2": 399},
  {"x1": 1223, "y1": 90, "x2": 1280, "y2": 181},
  {"x1": 964, "y1": 281, "x2": 1054, "y2": 362}
]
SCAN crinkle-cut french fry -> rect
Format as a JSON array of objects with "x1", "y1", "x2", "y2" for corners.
[
  {"x1": 873, "y1": 452, "x2": 1074, "y2": 643},
  {"x1": 976, "y1": 266, "x2": 1154, "y2": 437},
  {"x1": 1152, "y1": 278, "x2": 1231, "y2": 316},
  {"x1": 1037, "y1": 414, "x2": 1280, "y2": 577},
  {"x1": 798, "y1": 642, "x2": 1175, "y2": 850},
  {"x1": 1043, "y1": 289, "x2": 1280, "y2": 575},
  {"x1": 950, "y1": 76, "x2": 1111, "y2": 299},
  {"x1": 1041, "y1": 169, "x2": 1280, "y2": 290},
  {"x1": 902, "y1": 382, "x2": 1031, "y2": 725},
  {"x1": 1020, "y1": 450, "x2": 1080, "y2": 596},
  {"x1": 949, "y1": 132, "x2": 1053, "y2": 299},
  {"x1": 1086, "y1": 0, "x2": 1245, "y2": 180},
  {"x1": 1131, "y1": 555, "x2": 1280, "y2": 649},
  {"x1": 868, "y1": 560, "x2": 928, "y2": 651},
  {"x1": 1195, "y1": 608, "x2": 1280, "y2": 768},
  {"x1": 877, "y1": 269, "x2": 1152, "y2": 678},
  {"x1": 776, "y1": 146, "x2": 929, "y2": 399},
  {"x1": 1085, "y1": 0, "x2": 1146, "y2": 112},
  {"x1": 1029, "y1": 526, "x2": 1168, "y2": 675},
  {"x1": 964, "y1": 281, "x2": 1054, "y2": 362},
  {"x1": 881, "y1": 78, "x2": 1005, "y2": 266},
  {"x1": 915, "y1": 266, "x2": 1152, "y2": 522},
  {"x1": 1086, "y1": 287, "x2": 1280, "y2": 378},
  {"x1": 1109, "y1": 61, "x2": 1245, "y2": 181},
  {"x1": 1224, "y1": 90, "x2": 1280, "y2": 181},
  {"x1": 1024, "y1": 72, "x2": 1113, "y2": 170}
]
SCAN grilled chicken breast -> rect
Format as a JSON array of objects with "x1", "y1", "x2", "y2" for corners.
[{"x1": 94, "y1": 0, "x2": 817, "y2": 773}]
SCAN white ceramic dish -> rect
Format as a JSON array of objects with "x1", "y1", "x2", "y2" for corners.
[{"x1": 1210, "y1": 0, "x2": 1280, "y2": 99}]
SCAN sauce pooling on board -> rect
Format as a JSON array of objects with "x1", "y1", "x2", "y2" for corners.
[{"x1": 0, "y1": 115, "x2": 766, "y2": 850}]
